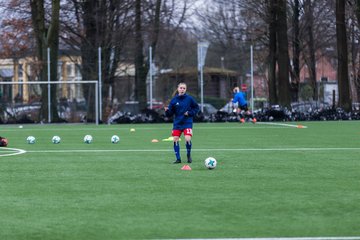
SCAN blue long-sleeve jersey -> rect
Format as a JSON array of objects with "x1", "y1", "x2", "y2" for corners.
[
  {"x1": 232, "y1": 91, "x2": 247, "y2": 107},
  {"x1": 165, "y1": 94, "x2": 199, "y2": 130}
]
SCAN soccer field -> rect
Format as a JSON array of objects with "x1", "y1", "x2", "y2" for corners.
[{"x1": 0, "y1": 121, "x2": 360, "y2": 240}]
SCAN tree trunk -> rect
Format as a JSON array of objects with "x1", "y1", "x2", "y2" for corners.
[
  {"x1": 291, "y1": 0, "x2": 300, "y2": 102},
  {"x1": 48, "y1": 0, "x2": 60, "y2": 121},
  {"x1": 30, "y1": 0, "x2": 60, "y2": 122},
  {"x1": 151, "y1": 0, "x2": 162, "y2": 54},
  {"x1": 336, "y1": 0, "x2": 352, "y2": 111},
  {"x1": 81, "y1": 0, "x2": 99, "y2": 122},
  {"x1": 268, "y1": 0, "x2": 277, "y2": 105},
  {"x1": 30, "y1": 0, "x2": 47, "y2": 121},
  {"x1": 353, "y1": 0, "x2": 360, "y2": 102},
  {"x1": 276, "y1": 0, "x2": 291, "y2": 108},
  {"x1": 305, "y1": 0, "x2": 317, "y2": 101},
  {"x1": 134, "y1": 0, "x2": 147, "y2": 111}
]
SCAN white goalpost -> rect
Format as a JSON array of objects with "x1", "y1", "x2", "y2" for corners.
[{"x1": 0, "y1": 80, "x2": 99, "y2": 125}]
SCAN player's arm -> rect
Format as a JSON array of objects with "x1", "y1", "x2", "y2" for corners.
[
  {"x1": 232, "y1": 94, "x2": 239, "y2": 104},
  {"x1": 185, "y1": 98, "x2": 199, "y2": 117},
  {"x1": 164, "y1": 100, "x2": 174, "y2": 117}
]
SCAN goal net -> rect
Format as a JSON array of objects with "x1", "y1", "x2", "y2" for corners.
[{"x1": 0, "y1": 80, "x2": 99, "y2": 124}]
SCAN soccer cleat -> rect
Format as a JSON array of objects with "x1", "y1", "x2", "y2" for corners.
[
  {"x1": 173, "y1": 159, "x2": 181, "y2": 164},
  {"x1": 251, "y1": 118, "x2": 257, "y2": 123},
  {"x1": 187, "y1": 156, "x2": 192, "y2": 163},
  {"x1": 240, "y1": 118, "x2": 245, "y2": 123}
]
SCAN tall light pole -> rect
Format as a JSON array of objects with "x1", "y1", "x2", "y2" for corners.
[
  {"x1": 149, "y1": 46, "x2": 153, "y2": 109},
  {"x1": 197, "y1": 41, "x2": 209, "y2": 113},
  {"x1": 250, "y1": 45, "x2": 254, "y2": 112},
  {"x1": 47, "y1": 48, "x2": 51, "y2": 123},
  {"x1": 98, "y1": 47, "x2": 102, "y2": 122}
]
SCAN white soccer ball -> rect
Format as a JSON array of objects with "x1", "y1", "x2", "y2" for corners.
[
  {"x1": 26, "y1": 136, "x2": 36, "y2": 144},
  {"x1": 111, "y1": 135, "x2": 120, "y2": 143},
  {"x1": 204, "y1": 157, "x2": 217, "y2": 170},
  {"x1": 83, "y1": 135, "x2": 93, "y2": 144},
  {"x1": 52, "y1": 136, "x2": 61, "y2": 144}
]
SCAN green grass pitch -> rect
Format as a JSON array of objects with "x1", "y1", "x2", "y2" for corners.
[{"x1": 0, "y1": 121, "x2": 360, "y2": 239}]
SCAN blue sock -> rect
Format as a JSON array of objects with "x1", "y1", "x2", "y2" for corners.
[
  {"x1": 186, "y1": 141, "x2": 192, "y2": 157},
  {"x1": 174, "y1": 142, "x2": 180, "y2": 160}
]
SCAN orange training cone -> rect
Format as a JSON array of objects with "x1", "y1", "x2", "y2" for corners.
[{"x1": 181, "y1": 165, "x2": 192, "y2": 171}]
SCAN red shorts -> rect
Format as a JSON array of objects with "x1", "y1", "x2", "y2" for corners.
[{"x1": 172, "y1": 128, "x2": 193, "y2": 137}]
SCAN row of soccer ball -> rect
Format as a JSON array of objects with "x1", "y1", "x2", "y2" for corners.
[
  {"x1": 26, "y1": 135, "x2": 120, "y2": 144},
  {"x1": 26, "y1": 135, "x2": 217, "y2": 169}
]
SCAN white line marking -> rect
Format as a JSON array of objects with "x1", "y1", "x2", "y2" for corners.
[
  {"x1": 169, "y1": 237, "x2": 360, "y2": 240},
  {"x1": 0, "y1": 147, "x2": 27, "y2": 157},
  {"x1": 256, "y1": 122, "x2": 308, "y2": 128},
  {"x1": 25, "y1": 147, "x2": 360, "y2": 153},
  {"x1": 0, "y1": 124, "x2": 306, "y2": 132}
]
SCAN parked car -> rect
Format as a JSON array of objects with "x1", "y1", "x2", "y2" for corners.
[
  {"x1": 291, "y1": 101, "x2": 330, "y2": 112},
  {"x1": 219, "y1": 101, "x2": 235, "y2": 113},
  {"x1": 198, "y1": 103, "x2": 218, "y2": 115}
]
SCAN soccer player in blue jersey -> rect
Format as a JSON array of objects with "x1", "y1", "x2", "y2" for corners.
[
  {"x1": 232, "y1": 86, "x2": 256, "y2": 123},
  {"x1": 164, "y1": 83, "x2": 199, "y2": 164}
]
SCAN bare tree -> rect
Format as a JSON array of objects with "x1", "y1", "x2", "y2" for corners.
[
  {"x1": 336, "y1": 0, "x2": 351, "y2": 111},
  {"x1": 290, "y1": 0, "x2": 300, "y2": 102},
  {"x1": 59, "y1": 0, "x2": 135, "y2": 121},
  {"x1": 134, "y1": 0, "x2": 148, "y2": 110},
  {"x1": 134, "y1": 0, "x2": 193, "y2": 109},
  {"x1": 350, "y1": 0, "x2": 360, "y2": 103},
  {"x1": 0, "y1": 18, "x2": 32, "y2": 59},
  {"x1": 196, "y1": 1, "x2": 248, "y2": 71},
  {"x1": 263, "y1": 0, "x2": 291, "y2": 107},
  {"x1": 268, "y1": 0, "x2": 278, "y2": 105},
  {"x1": 303, "y1": 0, "x2": 317, "y2": 101},
  {"x1": 30, "y1": 0, "x2": 60, "y2": 121},
  {"x1": 276, "y1": 0, "x2": 291, "y2": 107},
  {"x1": 197, "y1": 0, "x2": 293, "y2": 106}
]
